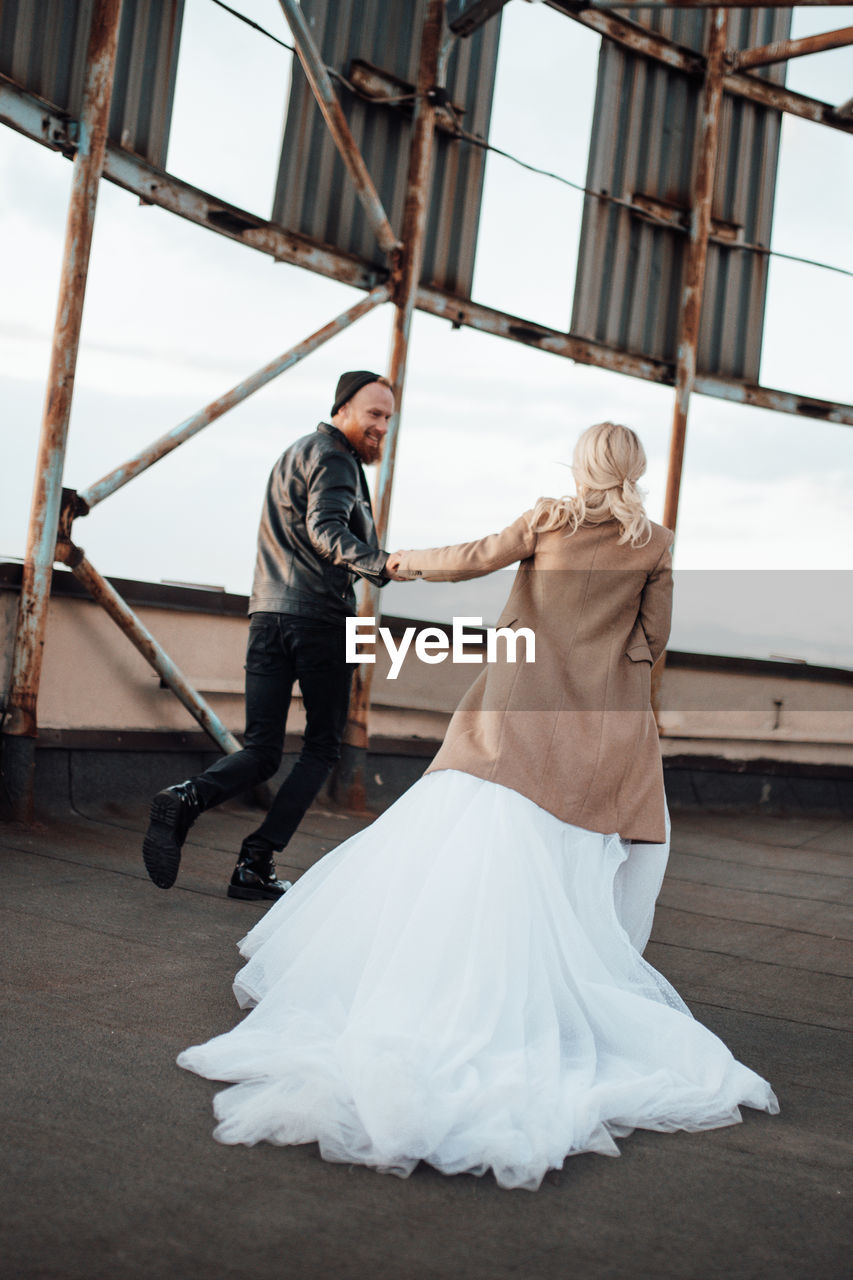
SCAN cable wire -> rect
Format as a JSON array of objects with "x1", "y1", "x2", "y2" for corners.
[
  {"x1": 453, "y1": 119, "x2": 853, "y2": 279},
  {"x1": 208, "y1": 0, "x2": 295, "y2": 52}
]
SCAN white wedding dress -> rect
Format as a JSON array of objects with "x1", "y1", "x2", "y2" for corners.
[{"x1": 178, "y1": 769, "x2": 779, "y2": 1190}]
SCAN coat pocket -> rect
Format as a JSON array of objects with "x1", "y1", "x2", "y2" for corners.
[{"x1": 626, "y1": 640, "x2": 653, "y2": 663}]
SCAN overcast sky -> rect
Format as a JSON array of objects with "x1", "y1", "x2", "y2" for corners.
[{"x1": 1, "y1": 0, "x2": 851, "y2": 664}]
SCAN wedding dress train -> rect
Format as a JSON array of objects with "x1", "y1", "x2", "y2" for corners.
[{"x1": 178, "y1": 769, "x2": 778, "y2": 1190}]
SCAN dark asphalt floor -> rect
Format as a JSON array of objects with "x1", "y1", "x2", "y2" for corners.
[{"x1": 2, "y1": 792, "x2": 851, "y2": 1280}]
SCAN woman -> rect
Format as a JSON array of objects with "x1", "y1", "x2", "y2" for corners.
[{"x1": 178, "y1": 422, "x2": 778, "y2": 1190}]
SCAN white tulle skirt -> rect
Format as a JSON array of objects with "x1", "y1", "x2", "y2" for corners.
[{"x1": 177, "y1": 769, "x2": 778, "y2": 1190}]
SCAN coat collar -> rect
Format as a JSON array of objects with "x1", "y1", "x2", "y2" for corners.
[{"x1": 317, "y1": 421, "x2": 362, "y2": 463}]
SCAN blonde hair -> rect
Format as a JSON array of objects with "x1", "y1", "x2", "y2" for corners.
[{"x1": 530, "y1": 422, "x2": 652, "y2": 548}]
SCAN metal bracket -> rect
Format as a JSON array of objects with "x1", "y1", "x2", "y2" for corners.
[{"x1": 346, "y1": 59, "x2": 463, "y2": 133}]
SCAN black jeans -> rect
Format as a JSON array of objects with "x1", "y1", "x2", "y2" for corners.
[{"x1": 192, "y1": 613, "x2": 353, "y2": 850}]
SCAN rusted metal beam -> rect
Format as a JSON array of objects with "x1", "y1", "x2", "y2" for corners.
[
  {"x1": 691, "y1": 377, "x2": 853, "y2": 427},
  {"x1": 724, "y1": 70, "x2": 853, "y2": 132},
  {"x1": 835, "y1": 94, "x2": 853, "y2": 120},
  {"x1": 547, "y1": 2, "x2": 703, "y2": 72},
  {"x1": 547, "y1": 3, "x2": 853, "y2": 136},
  {"x1": 653, "y1": 4, "x2": 728, "y2": 724},
  {"x1": 276, "y1": 0, "x2": 401, "y2": 258},
  {"x1": 663, "y1": 8, "x2": 728, "y2": 536},
  {"x1": 450, "y1": 0, "x2": 512, "y2": 37},
  {"x1": 415, "y1": 289, "x2": 853, "y2": 427},
  {"x1": 340, "y1": 0, "x2": 448, "y2": 807},
  {"x1": 731, "y1": 25, "x2": 853, "y2": 72},
  {"x1": 419, "y1": 287, "x2": 672, "y2": 380},
  {"x1": 0, "y1": 72, "x2": 79, "y2": 153},
  {"x1": 108, "y1": 148, "x2": 382, "y2": 288},
  {"x1": 379, "y1": 6, "x2": 449, "y2": 544},
  {"x1": 1, "y1": 0, "x2": 123, "y2": 820},
  {"x1": 0, "y1": 73, "x2": 383, "y2": 287},
  {"x1": 56, "y1": 542, "x2": 243, "y2": 757},
  {"x1": 77, "y1": 283, "x2": 391, "y2": 512}
]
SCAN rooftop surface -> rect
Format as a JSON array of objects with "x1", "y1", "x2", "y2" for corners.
[{"x1": 3, "y1": 792, "x2": 851, "y2": 1280}]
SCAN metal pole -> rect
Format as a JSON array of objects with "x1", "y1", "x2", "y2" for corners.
[
  {"x1": 78, "y1": 283, "x2": 392, "y2": 511},
  {"x1": 662, "y1": 8, "x2": 728, "y2": 536},
  {"x1": 377, "y1": 7, "x2": 449, "y2": 544},
  {"x1": 732, "y1": 25, "x2": 853, "y2": 72},
  {"x1": 1, "y1": 0, "x2": 123, "y2": 821},
  {"x1": 337, "y1": 0, "x2": 448, "y2": 808},
  {"x1": 57, "y1": 543, "x2": 242, "y2": 758},
  {"x1": 277, "y1": 0, "x2": 401, "y2": 257},
  {"x1": 654, "y1": 8, "x2": 727, "y2": 722}
]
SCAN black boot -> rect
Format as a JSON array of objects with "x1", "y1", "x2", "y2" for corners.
[
  {"x1": 227, "y1": 838, "x2": 291, "y2": 902},
  {"x1": 142, "y1": 780, "x2": 203, "y2": 890}
]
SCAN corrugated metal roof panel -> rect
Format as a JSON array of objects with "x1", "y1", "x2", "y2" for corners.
[
  {"x1": 273, "y1": 0, "x2": 501, "y2": 298},
  {"x1": 0, "y1": 0, "x2": 184, "y2": 168},
  {"x1": 571, "y1": 7, "x2": 791, "y2": 381}
]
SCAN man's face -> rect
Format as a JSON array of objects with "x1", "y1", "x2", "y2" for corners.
[{"x1": 335, "y1": 382, "x2": 394, "y2": 464}]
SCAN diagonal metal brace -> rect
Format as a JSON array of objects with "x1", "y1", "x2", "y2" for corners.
[
  {"x1": 77, "y1": 283, "x2": 391, "y2": 511},
  {"x1": 56, "y1": 541, "x2": 243, "y2": 759},
  {"x1": 277, "y1": 0, "x2": 402, "y2": 257},
  {"x1": 729, "y1": 25, "x2": 853, "y2": 72}
]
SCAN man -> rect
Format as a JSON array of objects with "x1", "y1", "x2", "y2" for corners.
[{"x1": 142, "y1": 370, "x2": 400, "y2": 900}]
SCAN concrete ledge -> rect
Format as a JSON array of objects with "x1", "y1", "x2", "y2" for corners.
[
  {"x1": 664, "y1": 754, "x2": 853, "y2": 817},
  {"x1": 9, "y1": 738, "x2": 853, "y2": 824}
]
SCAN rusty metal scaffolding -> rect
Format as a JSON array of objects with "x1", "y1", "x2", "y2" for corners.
[{"x1": 1, "y1": 0, "x2": 852, "y2": 819}]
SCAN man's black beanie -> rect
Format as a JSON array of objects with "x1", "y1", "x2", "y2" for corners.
[{"x1": 331, "y1": 370, "x2": 382, "y2": 417}]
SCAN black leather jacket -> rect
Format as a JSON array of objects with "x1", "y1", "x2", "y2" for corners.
[{"x1": 249, "y1": 423, "x2": 389, "y2": 621}]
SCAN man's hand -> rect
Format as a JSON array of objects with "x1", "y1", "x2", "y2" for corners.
[{"x1": 385, "y1": 552, "x2": 406, "y2": 581}]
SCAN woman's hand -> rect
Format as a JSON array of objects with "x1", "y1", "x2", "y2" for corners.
[{"x1": 385, "y1": 552, "x2": 405, "y2": 581}]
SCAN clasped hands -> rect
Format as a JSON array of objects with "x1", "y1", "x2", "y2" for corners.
[{"x1": 385, "y1": 552, "x2": 406, "y2": 582}]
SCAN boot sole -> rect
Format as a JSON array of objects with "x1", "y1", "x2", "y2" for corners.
[
  {"x1": 142, "y1": 793, "x2": 184, "y2": 890},
  {"x1": 227, "y1": 884, "x2": 289, "y2": 901}
]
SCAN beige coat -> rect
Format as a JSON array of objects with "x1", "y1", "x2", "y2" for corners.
[{"x1": 395, "y1": 512, "x2": 674, "y2": 843}]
